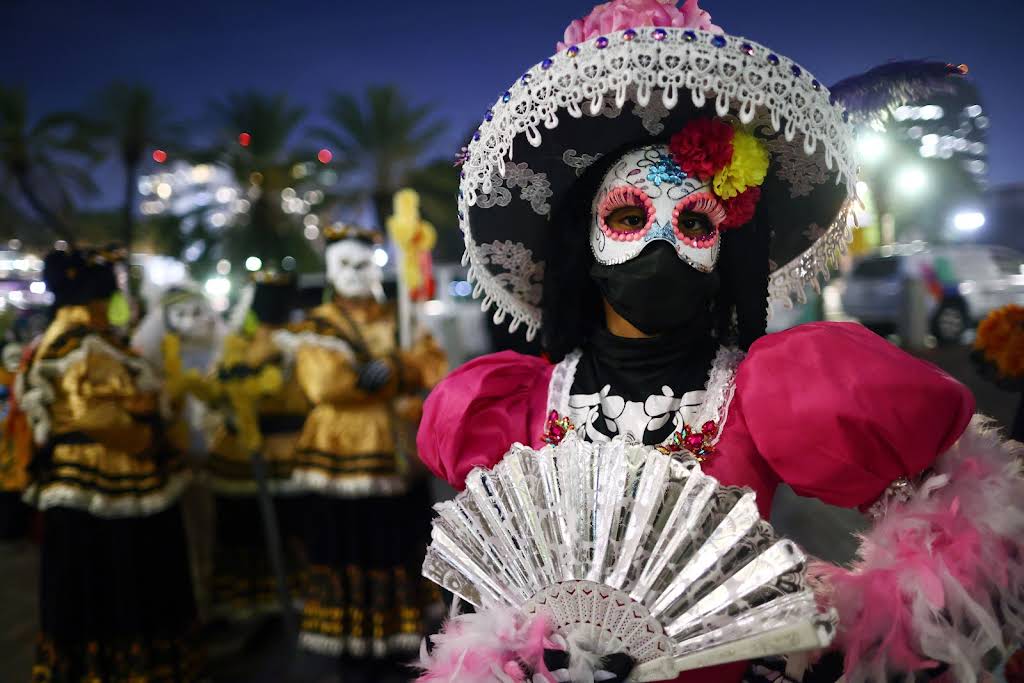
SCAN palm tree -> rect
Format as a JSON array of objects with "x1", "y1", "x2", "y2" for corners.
[
  {"x1": 0, "y1": 87, "x2": 99, "y2": 243},
  {"x1": 86, "y1": 83, "x2": 181, "y2": 252},
  {"x1": 312, "y1": 85, "x2": 448, "y2": 228},
  {"x1": 196, "y1": 92, "x2": 321, "y2": 271}
]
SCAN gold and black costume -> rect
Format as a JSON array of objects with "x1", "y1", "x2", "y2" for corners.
[
  {"x1": 284, "y1": 296, "x2": 446, "y2": 659},
  {"x1": 21, "y1": 248, "x2": 200, "y2": 683},
  {"x1": 200, "y1": 274, "x2": 309, "y2": 622},
  {"x1": 0, "y1": 346, "x2": 32, "y2": 538}
]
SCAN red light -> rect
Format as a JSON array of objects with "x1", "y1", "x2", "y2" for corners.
[
  {"x1": 238, "y1": 132, "x2": 251, "y2": 147},
  {"x1": 152, "y1": 149, "x2": 167, "y2": 163},
  {"x1": 317, "y1": 148, "x2": 333, "y2": 164}
]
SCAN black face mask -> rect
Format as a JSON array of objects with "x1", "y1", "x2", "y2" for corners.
[{"x1": 590, "y1": 242, "x2": 719, "y2": 336}]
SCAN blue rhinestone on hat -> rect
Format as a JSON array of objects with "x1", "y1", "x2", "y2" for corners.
[
  {"x1": 567, "y1": 45, "x2": 580, "y2": 57},
  {"x1": 767, "y1": 53, "x2": 780, "y2": 65},
  {"x1": 740, "y1": 42, "x2": 754, "y2": 55},
  {"x1": 502, "y1": 91, "x2": 511, "y2": 103},
  {"x1": 485, "y1": 109, "x2": 493, "y2": 121},
  {"x1": 596, "y1": 36, "x2": 609, "y2": 49},
  {"x1": 683, "y1": 30, "x2": 697, "y2": 42},
  {"x1": 791, "y1": 65, "x2": 802, "y2": 77},
  {"x1": 541, "y1": 58, "x2": 553, "y2": 70},
  {"x1": 647, "y1": 154, "x2": 686, "y2": 187},
  {"x1": 653, "y1": 28, "x2": 667, "y2": 41},
  {"x1": 711, "y1": 35, "x2": 726, "y2": 48},
  {"x1": 623, "y1": 28, "x2": 637, "y2": 41}
]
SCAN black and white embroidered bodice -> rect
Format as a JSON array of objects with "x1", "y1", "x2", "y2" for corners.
[{"x1": 546, "y1": 328, "x2": 742, "y2": 447}]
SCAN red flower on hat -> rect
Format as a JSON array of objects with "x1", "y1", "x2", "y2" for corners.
[
  {"x1": 719, "y1": 186, "x2": 761, "y2": 230},
  {"x1": 668, "y1": 118, "x2": 735, "y2": 182}
]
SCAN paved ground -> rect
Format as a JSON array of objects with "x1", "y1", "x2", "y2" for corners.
[{"x1": 0, "y1": 341, "x2": 1017, "y2": 682}]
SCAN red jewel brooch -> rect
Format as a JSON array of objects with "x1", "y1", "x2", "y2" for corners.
[
  {"x1": 542, "y1": 410, "x2": 575, "y2": 445},
  {"x1": 657, "y1": 420, "x2": 719, "y2": 463}
]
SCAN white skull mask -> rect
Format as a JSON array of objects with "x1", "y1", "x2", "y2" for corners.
[
  {"x1": 326, "y1": 239, "x2": 383, "y2": 300},
  {"x1": 590, "y1": 144, "x2": 726, "y2": 272},
  {"x1": 164, "y1": 295, "x2": 218, "y2": 344}
]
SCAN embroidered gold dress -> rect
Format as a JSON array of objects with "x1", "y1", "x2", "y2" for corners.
[
  {"x1": 282, "y1": 298, "x2": 446, "y2": 659},
  {"x1": 203, "y1": 323, "x2": 310, "y2": 621},
  {"x1": 20, "y1": 305, "x2": 200, "y2": 682}
]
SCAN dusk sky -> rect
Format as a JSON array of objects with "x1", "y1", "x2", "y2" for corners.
[{"x1": 4, "y1": 0, "x2": 1023, "y2": 208}]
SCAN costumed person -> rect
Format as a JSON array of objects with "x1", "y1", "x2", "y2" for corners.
[
  {"x1": 197, "y1": 270, "x2": 309, "y2": 626},
  {"x1": 414, "y1": 2, "x2": 1024, "y2": 682},
  {"x1": 0, "y1": 339, "x2": 33, "y2": 538},
  {"x1": 131, "y1": 283, "x2": 226, "y2": 616},
  {"x1": 18, "y1": 245, "x2": 201, "y2": 682},
  {"x1": 275, "y1": 224, "x2": 447, "y2": 676}
]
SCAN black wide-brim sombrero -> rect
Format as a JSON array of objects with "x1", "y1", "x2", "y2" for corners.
[{"x1": 457, "y1": 25, "x2": 857, "y2": 341}]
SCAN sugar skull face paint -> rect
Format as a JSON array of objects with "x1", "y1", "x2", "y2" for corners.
[{"x1": 590, "y1": 144, "x2": 726, "y2": 272}]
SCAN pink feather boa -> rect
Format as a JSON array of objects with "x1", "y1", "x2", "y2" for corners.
[
  {"x1": 415, "y1": 602, "x2": 557, "y2": 683},
  {"x1": 813, "y1": 418, "x2": 1024, "y2": 683}
]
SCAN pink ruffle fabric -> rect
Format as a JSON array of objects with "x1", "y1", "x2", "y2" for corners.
[
  {"x1": 417, "y1": 351, "x2": 553, "y2": 490},
  {"x1": 557, "y1": 0, "x2": 721, "y2": 51},
  {"x1": 734, "y1": 322, "x2": 975, "y2": 510},
  {"x1": 814, "y1": 420, "x2": 1024, "y2": 682},
  {"x1": 416, "y1": 604, "x2": 555, "y2": 682}
]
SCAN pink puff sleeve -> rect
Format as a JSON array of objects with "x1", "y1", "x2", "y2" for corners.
[
  {"x1": 417, "y1": 350, "x2": 554, "y2": 490},
  {"x1": 734, "y1": 321, "x2": 974, "y2": 511},
  {"x1": 734, "y1": 323, "x2": 1024, "y2": 681}
]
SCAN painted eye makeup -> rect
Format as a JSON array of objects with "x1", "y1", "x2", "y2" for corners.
[
  {"x1": 606, "y1": 205, "x2": 647, "y2": 232},
  {"x1": 672, "y1": 192, "x2": 726, "y2": 248},
  {"x1": 676, "y1": 211, "x2": 713, "y2": 237},
  {"x1": 597, "y1": 186, "x2": 654, "y2": 240}
]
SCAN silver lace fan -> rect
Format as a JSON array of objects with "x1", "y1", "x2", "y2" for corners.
[{"x1": 422, "y1": 436, "x2": 836, "y2": 682}]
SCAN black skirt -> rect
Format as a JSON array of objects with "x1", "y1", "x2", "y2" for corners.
[
  {"x1": 0, "y1": 490, "x2": 31, "y2": 539},
  {"x1": 297, "y1": 479, "x2": 442, "y2": 660},
  {"x1": 209, "y1": 494, "x2": 307, "y2": 621},
  {"x1": 34, "y1": 504, "x2": 203, "y2": 682}
]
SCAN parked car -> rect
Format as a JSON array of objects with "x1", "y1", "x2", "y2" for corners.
[{"x1": 839, "y1": 243, "x2": 1024, "y2": 343}]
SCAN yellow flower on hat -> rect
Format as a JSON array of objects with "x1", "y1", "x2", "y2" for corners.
[{"x1": 712, "y1": 130, "x2": 770, "y2": 199}]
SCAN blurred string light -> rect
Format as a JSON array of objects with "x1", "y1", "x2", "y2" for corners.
[
  {"x1": 281, "y1": 256, "x2": 297, "y2": 271},
  {"x1": 317, "y1": 148, "x2": 333, "y2": 164},
  {"x1": 245, "y1": 256, "x2": 262, "y2": 272},
  {"x1": 216, "y1": 259, "x2": 231, "y2": 275},
  {"x1": 139, "y1": 161, "x2": 246, "y2": 229},
  {"x1": 152, "y1": 149, "x2": 168, "y2": 163},
  {"x1": 373, "y1": 248, "x2": 390, "y2": 267},
  {"x1": 29, "y1": 281, "x2": 46, "y2": 294},
  {"x1": 183, "y1": 241, "x2": 205, "y2": 262},
  {"x1": 204, "y1": 277, "x2": 231, "y2": 297},
  {"x1": 448, "y1": 280, "x2": 472, "y2": 297},
  {"x1": 953, "y1": 210, "x2": 985, "y2": 232},
  {"x1": 896, "y1": 165, "x2": 928, "y2": 196},
  {"x1": 238, "y1": 132, "x2": 251, "y2": 147},
  {"x1": 856, "y1": 132, "x2": 888, "y2": 163},
  {"x1": 891, "y1": 98, "x2": 988, "y2": 185},
  {"x1": 304, "y1": 225, "x2": 320, "y2": 240}
]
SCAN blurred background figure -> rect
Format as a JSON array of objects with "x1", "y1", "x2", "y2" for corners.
[
  {"x1": 198, "y1": 270, "x2": 309, "y2": 641},
  {"x1": 130, "y1": 282, "x2": 226, "y2": 638},
  {"x1": 276, "y1": 223, "x2": 446, "y2": 682},
  {"x1": 17, "y1": 245, "x2": 201, "y2": 682},
  {"x1": 0, "y1": 337, "x2": 32, "y2": 539}
]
